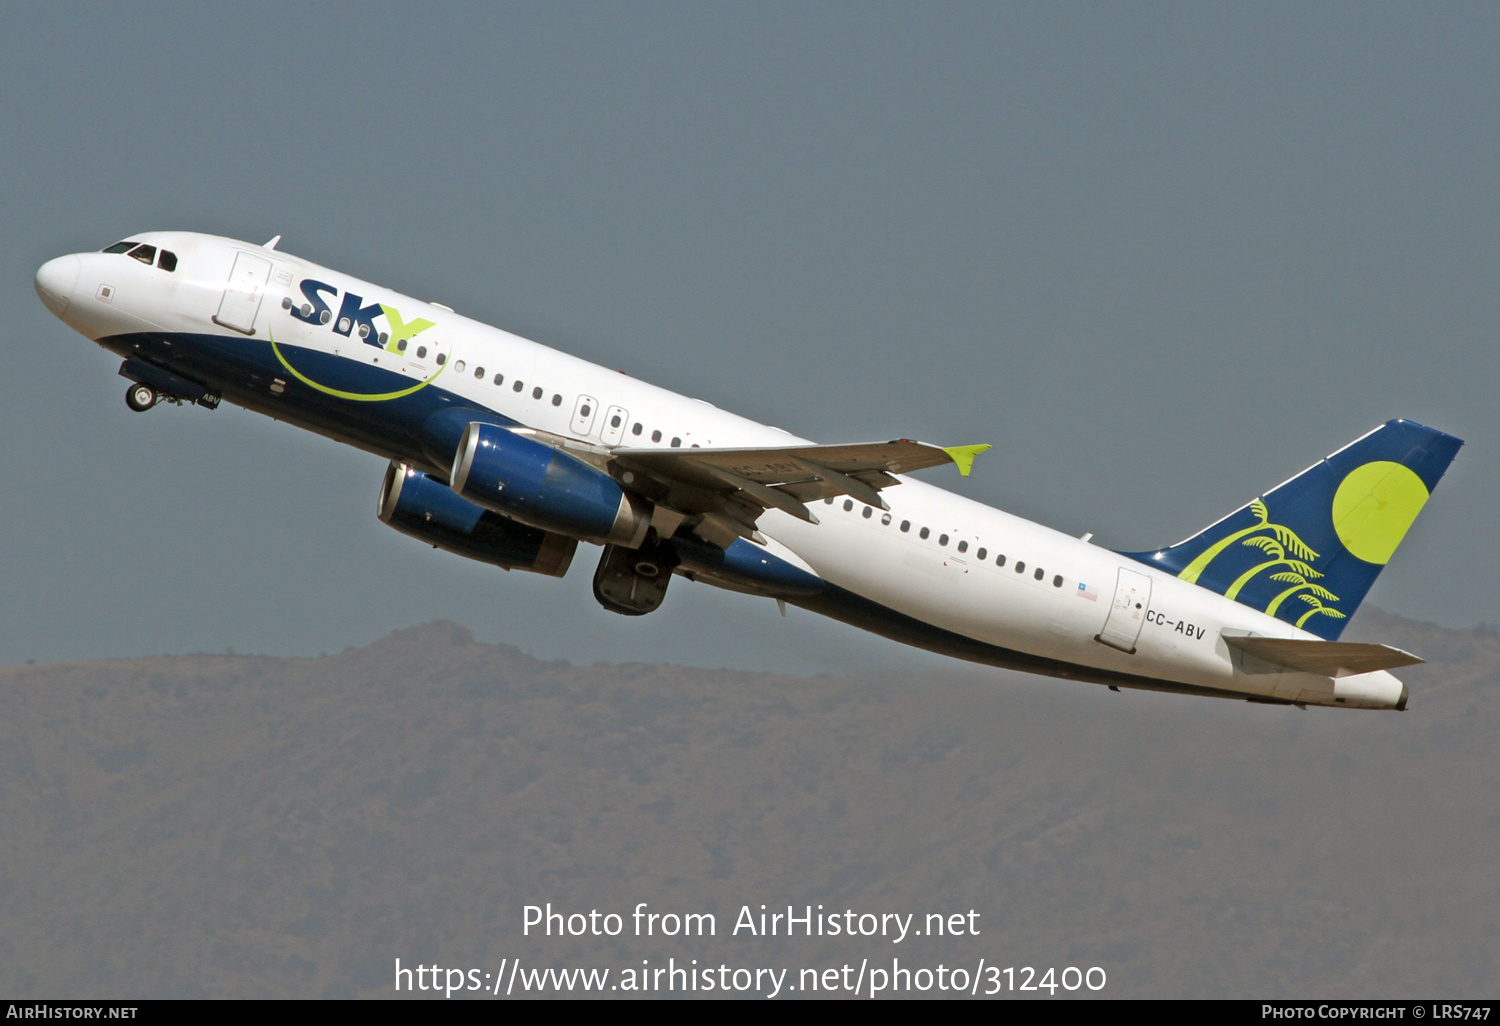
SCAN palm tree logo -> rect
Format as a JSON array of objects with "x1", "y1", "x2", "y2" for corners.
[
  {"x1": 1176, "y1": 498, "x2": 1342, "y2": 622},
  {"x1": 1222, "y1": 536, "x2": 1319, "y2": 600},
  {"x1": 1292, "y1": 594, "x2": 1347, "y2": 630},
  {"x1": 1264, "y1": 572, "x2": 1340, "y2": 617}
]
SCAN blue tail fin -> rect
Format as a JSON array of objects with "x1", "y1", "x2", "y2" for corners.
[{"x1": 1121, "y1": 419, "x2": 1463, "y2": 639}]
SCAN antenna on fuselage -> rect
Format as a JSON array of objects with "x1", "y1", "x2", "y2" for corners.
[{"x1": 263, "y1": 235, "x2": 282, "y2": 251}]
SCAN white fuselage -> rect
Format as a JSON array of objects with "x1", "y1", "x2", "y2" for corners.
[{"x1": 36, "y1": 231, "x2": 1406, "y2": 709}]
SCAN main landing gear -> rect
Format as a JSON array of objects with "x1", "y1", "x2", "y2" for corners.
[{"x1": 593, "y1": 533, "x2": 679, "y2": 615}]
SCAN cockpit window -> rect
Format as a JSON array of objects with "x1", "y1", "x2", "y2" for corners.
[
  {"x1": 103, "y1": 241, "x2": 135, "y2": 254},
  {"x1": 126, "y1": 244, "x2": 156, "y2": 265},
  {"x1": 157, "y1": 250, "x2": 178, "y2": 272}
]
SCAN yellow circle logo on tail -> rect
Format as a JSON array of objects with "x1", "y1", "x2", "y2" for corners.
[{"x1": 1331, "y1": 461, "x2": 1430, "y2": 565}]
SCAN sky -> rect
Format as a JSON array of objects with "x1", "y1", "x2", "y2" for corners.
[{"x1": 3, "y1": 3, "x2": 1497, "y2": 674}]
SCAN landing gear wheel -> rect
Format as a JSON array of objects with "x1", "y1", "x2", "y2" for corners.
[
  {"x1": 592, "y1": 535, "x2": 680, "y2": 616},
  {"x1": 125, "y1": 382, "x2": 158, "y2": 412}
]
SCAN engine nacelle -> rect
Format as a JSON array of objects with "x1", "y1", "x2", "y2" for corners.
[
  {"x1": 378, "y1": 461, "x2": 576, "y2": 577},
  {"x1": 449, "y1": 422, "x2": 652, "y2": 548}
]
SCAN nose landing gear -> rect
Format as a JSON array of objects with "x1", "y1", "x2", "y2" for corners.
[
  {"x1": 118, "y1": 359, "x2": 220, "y2": 412},
  {"x1": 125, "y1": 382, "x2": 159, "y2": 412}
]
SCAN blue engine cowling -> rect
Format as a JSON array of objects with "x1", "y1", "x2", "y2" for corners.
[
  {"x1": 449, "y1": 423, "x2": 651, "y2": 548},
  {"x1": 379, "y1": 461, "x2": 577, "y2": 577}
]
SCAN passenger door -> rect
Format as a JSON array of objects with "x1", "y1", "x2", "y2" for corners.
[
  {"x1": 1096, "y1": 567, "x2": 1152, "y2": 654},
  {"x1": 212, "y1": 251, "x2": 272, "y2": 335}
]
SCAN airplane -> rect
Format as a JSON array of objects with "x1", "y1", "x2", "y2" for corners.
[{"x1": 34, "y1": 231, "x2": 1463, "y2": 710}]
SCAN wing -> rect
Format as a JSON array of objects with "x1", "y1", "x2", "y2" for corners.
[{"x1": 609, "y1": 440, "x2": 990, "y2": 548}]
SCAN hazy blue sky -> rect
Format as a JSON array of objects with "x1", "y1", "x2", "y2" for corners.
[{"x1": 4, "y1": 3, "x2": 1496, "y2": 673}]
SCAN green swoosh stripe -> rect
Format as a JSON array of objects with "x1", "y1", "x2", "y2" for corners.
[{"x1": 269, "y1": 327, "x2": 448, "y2": 401}]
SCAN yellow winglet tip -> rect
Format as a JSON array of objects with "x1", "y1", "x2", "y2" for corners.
[{"x1": 942, "y1": 443, "x2": 992, "y2": 477}]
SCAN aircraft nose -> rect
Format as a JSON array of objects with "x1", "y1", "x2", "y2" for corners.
[{"x1": 35, "y1": 254, "x2": 80, "y2": 317}]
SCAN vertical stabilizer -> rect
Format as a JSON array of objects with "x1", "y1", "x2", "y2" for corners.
[{"x1": 1121, "y1": 420, "x2": 1462, "y2": 639}]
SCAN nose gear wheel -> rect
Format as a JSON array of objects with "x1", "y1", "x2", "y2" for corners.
[{"x1": 125, "y1": 382, "x2": 158, "y2": 412}]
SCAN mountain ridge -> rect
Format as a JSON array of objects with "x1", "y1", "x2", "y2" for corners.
[{"x1": 0, "y1": 608, "x2": 1494, "y2": 998}]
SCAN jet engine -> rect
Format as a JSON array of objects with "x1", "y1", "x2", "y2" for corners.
[
  {"x1": 378, "y1": 461, "x2": 576, "y2": 577},
  {"x1": 449, "y1": 423, "x2": 652, "y2": 548}
]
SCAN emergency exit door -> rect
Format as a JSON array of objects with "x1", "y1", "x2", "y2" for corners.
[{"x1": 600, "y1": 405, "x2": 630, "y2": 445}]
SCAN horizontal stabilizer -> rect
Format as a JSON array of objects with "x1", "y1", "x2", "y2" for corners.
[{"x1": 1223, "y1": 635, "x2": 1423, "y2": 677}]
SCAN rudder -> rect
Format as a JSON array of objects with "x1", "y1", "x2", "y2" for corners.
[{"x1": 1122, "y1": 419, "x2": 1462, "y2": 639}]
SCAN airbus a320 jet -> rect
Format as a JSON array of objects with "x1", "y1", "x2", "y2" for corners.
[{"x1": 35, "y1": 232, "x2": 1463, "y2": 710}]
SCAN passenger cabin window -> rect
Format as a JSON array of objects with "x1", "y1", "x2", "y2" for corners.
[
  {"x1": 435, "y1": 353, "x2": 446, "y2": 366},
  {"x1": 670, "y1": 437, "x2": 681, "y2": 447},
  {"x1": 103, "y1": 241, "x2": 135, "y2": 254},
  {"x1": 652, "y1": 430, "x2": 662, "y2": 442},
  {"x1": 919, "y1": 527, "x2": 930, "y2": 539},
  {"x1": 1015, "y1": 561, "x2": 1026, "y2": 574},
  {"x1": 862, "y1": 506, "x2": 872, "y2": 519},
  {"x1": 957, "y1": 540, "x2": 968, "y2": 553},
  {"x1": 513, "y1": 380, "x2": 524, "y2": 392},
  {"x1": 127, "y1": 244, "x2": 156, "y2": 265},
  {"x1": 1053, "y1": 575, "x2": 1064, "y2": 588},
  {"x1": 900, "y1": 520, "x2": 910, "y2": 532},
  {"x1": 454, "y1": 361, "x2": 466, "y2": 373},
  {"x1": 881, "y1": 514, "x2": 892, "y2": 526},
  {"x1": 976, "y1": 548, "x2": 987, "y2": 560},
  {"x1": 493, "y1": 373, "x2": 504, "y2": 386},
  {"x1": 157, "y1": 250, "x2": 178, "y2": 272},
  {"x1": 474, "y1": 367, "x2": 485, "y2": 379},
  {"x1": 632, "y1": 423, "x2": 643, "y2": 435},
  {"x1": 532, "y1": 386, "x2": 543, "y2": 399},
  {"x1": 996, "y1": 554, "x2": 1006, "y2": 567},
  {"x1": 1034, "y1": 567, "x2": 1044, "y2": 581},
  {"x1": 939, "y1": 534, "x2": 949, "y2": 546},
  {"x1": 843, "y1": 499, "x2": 854, "y2": 512},
  {"x1": 416, "y1": 346, "x2": 428, "y2": 359},
  {"x1": 551, "y1": 394, "x2": 562, "y2": 406}
]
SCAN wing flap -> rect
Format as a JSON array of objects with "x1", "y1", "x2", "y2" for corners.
[
  {"x1": 702, "y1": 464, "x2": 818, "y2": 524},
  {"x1": 1223, "y1": 636, "x2": 1424, "y2": 677}
]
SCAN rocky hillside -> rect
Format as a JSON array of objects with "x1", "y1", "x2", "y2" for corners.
[{"x1": 1, "y1": 610, "x2": 1495, "y2": 998}]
